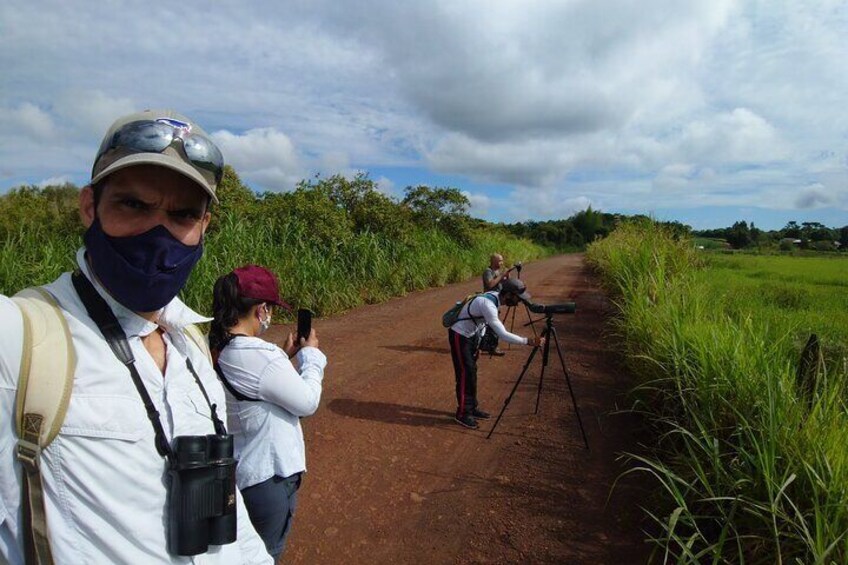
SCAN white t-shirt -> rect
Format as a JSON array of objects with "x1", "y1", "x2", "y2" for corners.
[
  {"x1": 0, "y1": 249, "x2": 271, "y2": 565},
  {"x1": 449, "y1": 291, "x2": 529, "y2": 345},
  {"x1": 217, "y1": 336, "x2": 327, "y2": 489}
]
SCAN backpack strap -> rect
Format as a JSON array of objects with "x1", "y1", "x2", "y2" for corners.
[
  {"x1": 184, "y1": 323, "x2": 212, "y2": 366},
  {"x1": 12, "y1": 287, "x2": 76, "y2": 565},
  {"x1": 456, "y1": 293, "x2": 499, "y2": 326},
  {"x1": 214, "y1": 364, "x2": 260, "y2": 402},
  {"x1": 211, "y1": 334, "x2": 261, "y2": 403}
]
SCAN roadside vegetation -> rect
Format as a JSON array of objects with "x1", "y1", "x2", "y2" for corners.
[
  {"x1": 587, "y1": 220, "x2": 848, "y2": 563},
  {"x1": 0, "y1": 168, "x2": 551, "y2": 316}
]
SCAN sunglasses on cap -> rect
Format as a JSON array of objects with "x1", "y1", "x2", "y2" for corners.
[{"x1": 95, "y1": 118, "x2": 224, "y2": 186}]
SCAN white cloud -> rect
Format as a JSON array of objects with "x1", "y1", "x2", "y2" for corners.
[
  {"x1": 462, "y1": 190, "x2": 491, "y2": 217},
  {"x1": 212, "y1": 128, "x2": 304, "y2": 192},
  {"x1": 37, "y1": 175, "x2": 72, "y2": 187},
  {"x1": 677, "y1": 108, "x2": 788, "y2": 164},
  {"x1": 507, "y1": 187, "x2": 595, "y2": 222},
  {"x1": 426, "y1": 134, "x2": 576, "y2": 187},
  {"x1": 4, "y1": 103, "x2": 56, "y2": 141},
  {"x1": 654, "y1": 164, "x2": 696, "y2": 192},
  {"x1": 54, "y1": 91, "x2": 136, "y2": 137},
  {"x1": 374, "y1": 176, "x2": 397, "y2": 197}
]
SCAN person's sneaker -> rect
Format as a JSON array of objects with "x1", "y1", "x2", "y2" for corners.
[
  {"x1": 454, "y1": 414, "x2": 479, "y2": 429},
  {"x1": 471, "y1": 408, "x2": 491, "y2": 420},
  {"x1": 491, "y1": 349, "x2": 506, "y2": 357}
]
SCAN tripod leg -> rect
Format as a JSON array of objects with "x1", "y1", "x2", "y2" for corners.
[
  {"x1": 523, "y1": 303, "x2": 539, "y2": 337},
  {"x1": 486, "y1": 345, "x2": 540, "y2": 439},
  {"x1": 534, "y1": 328, "x2": 550, "y2": 414},
  {"x1": 550, "y1": 328, "x2": 589, "y2": 450},
  {"x1": 500, "y1": 305, "x2": 511, "y2": 323}
]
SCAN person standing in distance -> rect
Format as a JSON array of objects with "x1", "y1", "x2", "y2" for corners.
[
  {"x1": 209, "y1": 265, "x2": 327, "y2": 560},
  {"x1": 449, "y1": 278, "x2": 544, "y2": 429},
  {"x1": 0, "y1": 110, "x2": 271, "y2": 563},
  {"x1": 480, "y1": 253, "x2": 510, "y2": 356},
  {"x1": 482, "y1": 253, "x2": 509, "y2": 292}
]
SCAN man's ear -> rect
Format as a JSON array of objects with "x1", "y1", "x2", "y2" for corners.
[{"x1": 79, "y1": 185, "x2": 96, "y2": 228}]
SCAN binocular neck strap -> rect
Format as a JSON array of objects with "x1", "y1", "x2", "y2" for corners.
[
  {"x1": 185, "y1": 359, "x2": 227, "y2": 435},
  {"x1": 72, "y1": 271, "x2": 174, "y2": 458}
]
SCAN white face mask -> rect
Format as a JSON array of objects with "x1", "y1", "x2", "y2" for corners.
[{"x1": 257, "y1": 305, "x2": 272, "y2": 335}]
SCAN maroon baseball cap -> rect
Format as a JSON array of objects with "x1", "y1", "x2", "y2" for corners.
[{"x1": 232, "y1": 265, "x2": 292, "y2": 310}]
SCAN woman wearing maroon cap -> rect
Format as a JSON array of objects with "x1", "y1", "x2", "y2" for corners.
[{"x1": 209, "y1": 265, "x2": 327, "y2": 560}]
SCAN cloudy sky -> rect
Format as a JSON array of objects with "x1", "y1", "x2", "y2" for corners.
[{"x1": 1, "y1": 1, "x2": 846, "y2": 229}]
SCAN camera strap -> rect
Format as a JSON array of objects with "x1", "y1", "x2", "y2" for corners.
[{"x1": 71, "y1": 271, "x2": 225, "y2": 457}]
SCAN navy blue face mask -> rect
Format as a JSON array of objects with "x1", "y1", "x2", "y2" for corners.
[{"x1": 83, "y1": 218, "x2": 203, "y2": 312}]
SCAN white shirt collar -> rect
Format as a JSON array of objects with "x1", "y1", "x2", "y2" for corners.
[{"x1": 75, "y1": 247, "x2": 211, "y2": 338}]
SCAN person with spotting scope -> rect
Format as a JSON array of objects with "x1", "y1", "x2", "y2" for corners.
[{"x1": 448, "y1": 278, "x2": 544, "y2": 429}]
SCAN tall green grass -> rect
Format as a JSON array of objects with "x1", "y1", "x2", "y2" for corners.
[
  {"x1": 587, "y1": 220, "x2": 848, "y2": 563},
  {"x1": 1, "y1": 213, "x2": 548, "y2": 318}
]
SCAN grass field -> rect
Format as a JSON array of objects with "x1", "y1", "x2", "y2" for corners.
[
  {"x1": 587, "y1": 221, "x2": 848, "y2": 563},
  {"x1": 700, "y1": 253, "x2": 848, "y2": 361}
]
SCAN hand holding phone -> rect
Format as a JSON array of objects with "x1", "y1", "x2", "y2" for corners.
[{"x1": 297, "y1": 309, "x2": 312, "y2": 344}]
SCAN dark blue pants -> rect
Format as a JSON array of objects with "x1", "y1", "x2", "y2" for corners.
[
  {"x1": 241, "y1": 473, "x2": 302, "y2": 560},
  {"x1": 449, "y1": 329, "x2": 479, "y2": 417}
]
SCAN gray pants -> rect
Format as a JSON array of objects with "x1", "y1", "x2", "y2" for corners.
[{"x1": 241, "y1": 473, "x2": 302, "y2": 560}]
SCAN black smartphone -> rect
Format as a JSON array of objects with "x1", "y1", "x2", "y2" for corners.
[{"x1": 297, "y1": 308, "x2": 312, "y2": 342}]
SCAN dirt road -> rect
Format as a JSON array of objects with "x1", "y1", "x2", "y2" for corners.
[{"x1": 265, "y1": 254, "x2": 651, "y2": 564}]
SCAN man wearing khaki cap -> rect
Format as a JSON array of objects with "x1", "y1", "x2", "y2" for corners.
[{"x1": 0, "y1": 110, "x2": 272, "y2": 563}]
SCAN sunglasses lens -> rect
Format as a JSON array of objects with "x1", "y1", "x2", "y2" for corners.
[
  {"x1": 111, "y1": 121, "x2": 175, "y2": 153},
  {"x1": 184, "y1": 135, "x2": 224, "y2": 182}
]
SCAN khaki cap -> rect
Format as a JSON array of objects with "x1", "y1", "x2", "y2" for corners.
[{"x1": 90, "y1": 109, "x2": 223, "y2": 203}]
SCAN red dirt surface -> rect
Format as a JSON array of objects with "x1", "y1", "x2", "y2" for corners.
[{"x1": 264, "y1": 254, "x2": 652, "y2": 564}]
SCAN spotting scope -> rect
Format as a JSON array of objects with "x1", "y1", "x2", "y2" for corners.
[{"x1": 524, "y1": 300, "x2": 576, "y2": 315}]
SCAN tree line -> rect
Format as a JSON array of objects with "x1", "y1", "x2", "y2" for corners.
[
  {"x1": 503, "y1": 207, "x2": 689, "y2": 250},
  {"x1": 695, "y1": 220, "x2": 848, "y2": 251}
]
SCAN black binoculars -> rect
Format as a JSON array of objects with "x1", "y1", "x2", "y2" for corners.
[{"x1": 169, "y1": 434, "x2": 238, "y2": 556}]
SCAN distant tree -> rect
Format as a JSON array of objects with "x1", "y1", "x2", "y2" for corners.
[
  {"x1": 208, "y1": 166, "x2": 258, "y2": 232},
  {"x1": 402, "y1": 185, "x2": 472, "y2": 244},
  {"x1": 662, "y1": 220, "x2": 692, "y2": 239},
  {"x1": 571, "y1": 206, "x2": 604, "y2": 243},
  {"x1": 0, "y1": 183, "x2": 81, "y2": 239},
  {"x1": 840, "y1": 226, "x2": 848, "y2": 249},
  {"x1": 749, "y1": 222, "x2": 762, "y2": 245},
  {"x1": 800, "y1": 222, "x2": 835, "y2": 242},
  {"x1": 726, "y1": 221, "x2": 752, "y2": 249},
  {"x1": 315, "y1": 173, "x2": 412, "y2": 239},
  {"x1": 782, "y1": 221, "x2": 801, "y2": 239}
]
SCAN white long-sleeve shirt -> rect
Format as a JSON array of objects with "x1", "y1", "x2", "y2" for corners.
[
  {"x1": 0, "y1": 249, "x2": 271, "y2": 565},
  {"x1": 217, "y1": 336, "x2": 327, "y2": 489},
  {"x1": 449, "y1": 291, "x2": 529, "y2": 345}
]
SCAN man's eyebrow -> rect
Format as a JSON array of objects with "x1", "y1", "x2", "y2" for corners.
[{"x1": 106, "y1": 189, "x2": 146, "y2": 201}]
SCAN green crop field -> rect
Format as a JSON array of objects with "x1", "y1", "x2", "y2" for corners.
[
  {"x1": 587, "y1": 221, "x2": 848, "y2": 563},
  {"x1": 700, "y1": 254, "x2": 848, "y2": 360}
]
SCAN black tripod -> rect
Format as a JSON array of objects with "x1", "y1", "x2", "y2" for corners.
[{"x1": 486, "y1": 314, "x2": 589, "y2": 449}]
